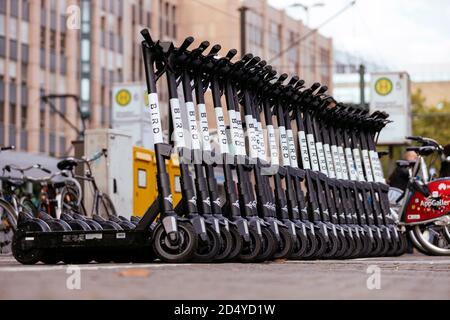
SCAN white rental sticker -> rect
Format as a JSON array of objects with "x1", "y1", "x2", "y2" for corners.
[
  {"x1": 307, "y1": 134, "x2": 319, "y2": 172},
  {"x1": 214, "y1": 107, "x2": 229, "y2": 155},
  {"x1": 362, "y1": 149, "x2": 374, "y2": 182},
  {"x1": 267, "y1": 125, "x2": 279, "y2": 166},
  {"x1": 148, "y1": 93, "x2": 163, "y2": 144},
  {"x1": 353, "y1": 149, "x2": 365, "y2": 181},
  {"x1": 338, "y1": 146, "x2": 348, "y2": 179},
  {"x1": 185, "y1": 101, "x2": 201, "y2": 150},
  {"x1": 298, "y1": 131, "x2": 311, "y2": 170},
  {"x1": 316, "y1": 142, "x2": 328, "y2": 175},
  {"x1": 279, "y1": 126, "x2": 290, "y2": 167},
  {"x1": 287, "y1": 129, "x2": 298, "y2": 168},
  {"x1": 245, "y1": 115, "x2": 258, "y2": 159},
  {"x1": 170, "y1": 98, "x2": 185, "y2": 148},
  {"x1": 198, "y1": 103, "x2": 211, "y2": 152},
  {"x1": 331, "y1": 145, "x2": 342, "y2": 180},
  {"x1": 345, "y1": 147, "x2": 358, "y2": 180},
  {"x1": 323, "y1": 144, "x2": 335, "y2": 178}
]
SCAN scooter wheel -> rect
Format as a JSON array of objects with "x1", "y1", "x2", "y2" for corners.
[
  {"x1": 192, "y1": 224, "x2": 221, "y2": 263},
  {"x1": 225, "y1": 225, "x2": 243, "y2": 262},
  {"x1": 214, "y1": 226, "x2": 234, "y2": 263},
  {"x1": 238, "y1": 227, "x2": 262, "y2": 263},
  {"x1": 67, "y1": 219, "x2": 92, "y2": 231},
  {"x1": 395, "y1": 232, "x2": 408, "y2": 256},
  {"x1": 152, "y1": 221, "x2": 198, "y2": 263},
  {"x1": 37, "y1": 211, "x2": 54, "y2": 221},
  {"x1": 342, "y1": 232, "x2": 357, "y2": 259},
  {"x1": 254, "y1": 227, "x2": 277, "y2": 262},
  {"x1": 321, "y1": 229, "x2": 340, "y2": 259},
  {"x1": 357, "y1": 230, "x2": 372, "y2": 258},
  {"x1": 289, "y1": 230, "x2": 309, "y2": 260},
  {"x1": 41, "y1": 219, "x2": 72, "y2": 264},
  {"x1": 308, "y1": 228, "x2": 328, "y2": 259},
  {"x1": 370, "y1": 230, "x2": 384, "y2": 257},
  {"x1": 12, "y1": 219, "x2": 50, "y2": 265},
  {"x1": 349, "y1": 232, "x2": 364, "y2": 259},
  {"x1": 272, "y1": 227, "x2": 295, "y2": 260},
  {"x1": 300, "y1": 229, "x2": 319, "y2": 260},
  {"x1": 130, "y1": 216, "x2": 141, "y2": 225},
  {"x1": 334, "y1": 231, "x2": 349, "y2": 259}
]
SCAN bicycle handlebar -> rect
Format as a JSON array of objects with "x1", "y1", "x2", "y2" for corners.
[
  {"x1": 0, "y1": 146, "x2": 15, "y2": 151},
  {"x1": 3, "y1": 163, "x2": 51, "y2": 174}
]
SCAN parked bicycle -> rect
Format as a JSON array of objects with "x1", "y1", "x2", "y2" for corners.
[
  {"x1": 390, "y1": 136, "x2": 450, "y2": 255},
  {"x1": 56, "y1": 149, "x2": 117, "y2": 218}
]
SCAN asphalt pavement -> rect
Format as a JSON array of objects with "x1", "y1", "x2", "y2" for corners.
[{"x1": 0, "y1": 254, "x2": 449, "y2": 300}]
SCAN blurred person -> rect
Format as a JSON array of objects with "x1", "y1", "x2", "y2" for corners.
[
  {"x1": 439, "y1": 143, "x2": 450, "y2": 177},
  {"x1": 388, "y1": 151, "x2": 418, "y2": 191}
]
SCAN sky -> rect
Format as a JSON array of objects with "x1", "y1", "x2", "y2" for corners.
[{"x1": 268, "y1": 0, "x2": 450, "y2": 80}]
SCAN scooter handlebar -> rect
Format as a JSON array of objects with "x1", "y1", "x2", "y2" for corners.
[
  {"x1": 179, "y1": 36, "x2": 195, "y2": 52},
  {"x1": 140, "y1": 29, "x2": 154, "y2": 46}
]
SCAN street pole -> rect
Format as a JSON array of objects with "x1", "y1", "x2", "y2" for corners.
[
  {"x1": 359, "y1": 64, "x2": 366, "y2": 109},
  {"x1": 239, "y1": 6, "x2": 248, "y2": 57}
]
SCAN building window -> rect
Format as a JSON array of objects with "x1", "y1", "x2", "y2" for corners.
[
  {"x1": 0, "y1": 14, "x2": 5, "y2": 36},
  {"x1": 22, "y1": 0, "x2": 30, "y2": 21},
  {"x1": 39, "y1": 130, "x2": 45, "y2": 152},
  {"x1": 9, "y1": 103, "x2": 17, "y2": 125},
  {"x1": 20, "y1": 128, "x2": 27, "y2": 150},
  {"x1": 0, "y1": 0, "x2": 6, "y2": 14},
  {"x1": 9, "y1": 39, "x2": 18, "y2": 61},
  {"x1": 59, "y1": 136, "x2": 66, "y2": 155},
  {"x1": 269, "y1": 21, "x2": 280, "y2": 55},
  {"x1": 60, "y1": 32, "x2": 66, "y2": 55},
  {"x1": 10, "y1": 0, "x2": 19, "y2": 17},
  {"x1": 40, "y1": 48, "x2": 46, "y2": 68},
  {"x1": 0, "y1": 36, "x2": 5, "y2": 57},
  {"x1": 9, "y1": 124, "x2": 15, "y2": 146},
  {"x1": 21, "y1": 44, "x2": 29, "y2": 63},
  {"x1": 21, "y1": 105, "x2": 27, "y2": 128}
]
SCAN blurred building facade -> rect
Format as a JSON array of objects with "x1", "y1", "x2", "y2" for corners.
[
  {"x1": 0, "y1": 0, "x2": 331, "y2": 157},
  {"x1": 178, "y1": 0, "x2": 333, "y2": 88},
  {"x1": 0, "y1": 0, "x2": 177, "y2": 156}
]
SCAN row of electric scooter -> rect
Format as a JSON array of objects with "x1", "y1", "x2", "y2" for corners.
[{"x1": 10, "y1": 29, "x2": 407, "y2": 265}]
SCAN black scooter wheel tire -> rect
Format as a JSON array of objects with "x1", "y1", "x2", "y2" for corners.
[
  {"x1": 300, "y1": 230, "x2": 319, "y2": 260},
  {"x1": 272, "y1": 227, "x2": 295, "y2": 260},
  {"x1": 214, "y1": 226, "x2": 234, "y2": 262},
  {"x1": 225, "y1": 225, "x2": 244, "y2": 262},
  {"x1": 334, "y1": 230, "x2": 349, "y2": 259},
  {"x1": 322, "y1": 229, "x2": 340, "y2": 259},
  {"x1": 193, "y1": 224, "x2": 221, "y2": 263},
  {"x1": 238, "y1": 227, "x2": 262, "y2": 263},
  {"x1": 152, "y1": 221, "x2": 198, "y2": 263},
  {"x1": 309, "y1": 228, "x2": 328, "y2": 259},
  {"x1": 289, "y1": 230, "x2": 309, "y2": 260},
  {"x1": 254, "y1": 227, "x2": 277, "y2": 262}
]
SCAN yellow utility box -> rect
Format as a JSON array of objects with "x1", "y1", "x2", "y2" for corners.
[{"x1": 133, "y1": 147, "x2": 182, "y2": 217}]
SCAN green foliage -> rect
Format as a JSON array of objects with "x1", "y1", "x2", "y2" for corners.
[{"x1": 412, "y1": 88, "x2": 450, "y2": 145}]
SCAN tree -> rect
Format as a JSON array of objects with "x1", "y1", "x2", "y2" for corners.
[{"x1": 412, "y1": 88, "x2": 450, "y2": 145}]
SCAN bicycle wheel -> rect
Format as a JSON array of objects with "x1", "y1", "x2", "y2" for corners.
[
  {"x1": 60, "y1": 185, "x2": 83, "y2": 213},
  {"x1": 19, "y1": 197, "x2": 38, "y2": 218},
  {"x1": 97, "y1": 194, "x2": 117, "y2": 218},
  {"x1": 413, "y1": 223, "x2": 450, "y2": 256},
  {"x1": 0, "y1": 200, "x2": 17, "y2": 254}
]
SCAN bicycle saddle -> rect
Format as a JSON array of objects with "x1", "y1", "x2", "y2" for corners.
[{"x1": 57, "y1": 158, "x2": 79, "y2": 171}]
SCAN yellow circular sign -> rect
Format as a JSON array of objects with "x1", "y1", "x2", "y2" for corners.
[
  {"x1": 374, "y1": 77, "x2": 393, "y2": 96},
  {"x1": 115, "y1": 89, "x2": 132, "y2": 107}
]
